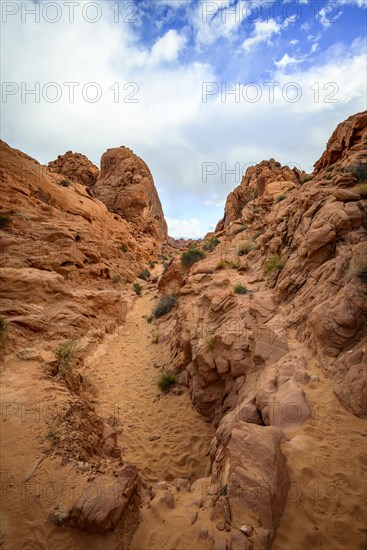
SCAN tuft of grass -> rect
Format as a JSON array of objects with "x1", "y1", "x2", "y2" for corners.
[
  {"x1": 202, "y1": 237, "x2": 220, "y2": 252},
  {"x1": 233, "y1": 224, "x2": 248, "y2": 235},
  {"x1": 153, "y1": 294, "x2": 177, "y2": 318},
  {"x1": 253, "y1": 230, "x2": 263, "y2": 241},
  {"x1": 302, "y1": 176, "x2": 313, "y2": 184},
  {"x1": 138, "y1": 268, "x2": 151, "y2": 281},
  {"x1": 0, "y1": 215, "x2": 10, "y2": 230},
  {"x1": 234, "y1": 284, "x2": 247, "y2": 295},
  {"x1": 344, "y1": 255, "x2": 367, "y2": 283},
  {"x1": 146, "y1": 314, "x2": 153, "y2": 324},
  {"x1": 345, "y1": 161, "x2": 367, "y2": 182},
  {"x1": 54, "y1": 339, "x2": 78, "y2": 375},
  {"x1": 181, "y1": 248, "x2": 206, "y2": 267},
  {"x1": 151, "y1": 332, "x2": 160, "y2": 344},
  {"x1": 354, "y1": 183, "x2": 367, "y2": 198},
  {"x1": 157, "y1": 371, "x2": 177, "y2": 391},
  {"x1": 216, "y1": 260, "x2": 239, "y2": 270},
  {"x1": 133, "y1": 282, "x2": 142, "y2": 295},
  {"x1": 275, "y1": 194, "x2": 286, "y2": 203},
  {"x1": 47, "y1": 418, "x2": 65, "y2": 444},
  {"x1": 238, "y1": 241, "x2": 254, "y2": 256},
  {"x1": 253, "y1": 207, "x2": 259, "y2": 213},
  {"x1": 264, "y1": 253, "x2": 285, "y2": 275},
  {"x1": 204, "y1": 335, "x2": 215, "y2": 350},
  {"x1": 58, "y1": 179, "x2": 70, "y2": 188},
  {"x1": 119, "y1": 244, "x2": 128, "y2": 253},
  {"x1": 0, "y1": 317, "x2": 8, "y2": 339}
]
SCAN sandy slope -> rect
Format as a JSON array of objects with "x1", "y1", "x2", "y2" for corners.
[{"x1": 86, "y1": 284, "x2": 214, "y2": 484}]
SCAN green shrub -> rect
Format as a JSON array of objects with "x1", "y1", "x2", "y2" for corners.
[
  {"x1": 302, "y1": 176, "x2": 313, "y2": 183},
  {"x1": 354, "y1": 183, "x2": 367, "y2": 198},
  {"x1": 346, "y1": 161, "x2": 367, "y2": 182},
  {"x1": 238, "y1": 241, "x2": 254, "y2": 256},
  {"x1": 146, "y1": 315, "x2": 153, "y2": 324},
  {"x1": 253, "y1": 207, "x2": 259, "y2": 213},
  {"x1": 133, "y1": 282, "x2": 142, "y2": 295},
  {"x1": 148, "y1": 261, "x2": 155, "y2": 269},
  {"x1": 233, "y1": 224, "x2": 248, "y2": 235},
  {"x1": 202, "y1": 237, "x2": 220, "y2": 252},
  {"x1": 157, "y1": 371, "x2": 177, "y2": 391},
  {"x1": 54, "y1": 339, "x2": 78, "y2": 374},
  {"x1": 326, "y1": 165, "x2": 334, "y2": 172},
  {"x1": 0, "y1": 215, "x2": 10, "y2": 230},
  {"x1": 58, "y1": 179, "x2": 70, "y2": 187},
  {"x1": 119, "y1": 244, "x2": 128, "y2": 253},
  {"x1": 275, "y1": 194, "x2": 286, "y2": 203},
  {"x1": 234, "y1": 284, "x2": 247, "y2": 295},
  {"x1": 138, "y1": 269, "x2": 151, "y2": 281},
  {"x1": 47, "y1": 418, "x2": 65, "y2": 444},
  {"x1": 264, "y1": 254, "x2": 285, "y2": 275},
  {"x1": 181, "y1": 248, "x2": 205, "y2": 267},
  {"x1": 344, "y1": 255, "x2": 367, "y2": 283},
  {"x1": 216, "y1": 260, "x2": 239, "y2": 270},
  {"x1": 153, "y1": 294, "x2": 177, "y2": 318},
  {"x1": 0, "y1": 317, "x2": 8, "y2": 339}
]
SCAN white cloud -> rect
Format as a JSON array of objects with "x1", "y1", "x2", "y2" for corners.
[
  {"x1": 151, "y1": 29, "x2": 187, "y2": 64},
  {"x1": 274, "y1": 53, "x2": 302, "y2": 69},
  {"x1": 166, "y1": 217, "x2": 204, "y2": 238},
  {"x1": 242, "y1": 19, "x2": 281, "y2": 51}
]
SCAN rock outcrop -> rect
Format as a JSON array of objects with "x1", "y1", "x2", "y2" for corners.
[
  {"x1": 156, "y1": 110, "x2": 367, "y2": 548},
  {"x1": 48, "y1": 150, "x2": 99, "y2": 187},
  {"x1": 0, "y1": 140, "x2": 166, "y2": 347},
  {"x1": 216, "y1": 159, "x2": 303, "y2": 231},
  {"x1": 94, "y1": 146, "x2": 168, "y2": 242}
]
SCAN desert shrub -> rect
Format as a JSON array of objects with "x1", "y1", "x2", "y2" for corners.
[
  {"x1": 54, "y1": 339, "x2": 78, "y2": 374},
  {"x1": 233, "y1": 224, "x2": 248, "y2": 235},
  {"x1": 0, "y1": 317, "x2": 8, "y2": 339},
  {"x1": 0, "y1": 215, "x2": 10, "y2": 230},
  {"x1": 58, "y1": 179, "x2": 70, "y2": 187},
  {"x1": 253, "y1": 207, "x2": 259, "y2": 213},
  {"x1": 202, "y1": 237, "x2": 220, "y2": 252},
  {"x1": 217, "y1": 484, "x2": 228, "y2": 496},
  {"x1": 275, "y1": 194, "x2": 286, "y2": 203},
  {"x1": 181, "y1": 248, "x2": 205, "y2": 267},
  {"x1": 204, "y1": 335, "x2": 215, "y2": 349},
  {"x1": 133, "y1": 282, "x2": 142, "y2": 295},
  {"x1": 157, "y1": 371, "x2": 177, "y2": 391},
  {"x1": 47, "y1": 418, "x2": 65, "y2": 444},
  {"x1": 216, "y1": 260, "x2": 226, "y2": 270},
  {"x1": 119, "y1": 244, "x2": 128, "y2": 253},
  {"x1": 151, "y1": 331, "x2": 160, "y2": 344},
  {"x1": 153, "y1": 294, "x2": 177, "y2": 318},
  {"x1": 344, "y1": 255, "x2": 367, "y2": 283},
  {"x1": 302, "y1": 176, "x2": 313, "y2": 183},
  {"x1": 148, "y1": 261, "x2": 156, "y2": 269},
  {"x1": 346, "y1": 161, "x2": 367, "y2": 182},
  {"x1": 264, "y1": 254, "x2": 285, "y2": 275},
  {"x1": 162, "y1": 262, "x2": 169, "y2": 272},
  {"x1": 238, "y1": 241, "x2": 254, "y2": 256},
  {"x1": 234, "y1": 284, "x2": 247, "y2": 295},
  {"x1": 146, "y1": 314, "x2": 153, "y2": 324},
  {"x1": 138, "y1": 268, "x2": 151, "y2": 281},
  {"x1": 354, "y1": 183, "x2": 367, "y2": 198}
]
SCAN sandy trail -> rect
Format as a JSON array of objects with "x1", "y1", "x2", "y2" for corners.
[{"x1": 86, "y1": 282, "x2": 214, "y2": 484}]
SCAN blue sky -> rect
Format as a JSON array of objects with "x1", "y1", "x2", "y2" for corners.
[{"x1": 1, "y1": 0, "x2": 366, "y2": 237}]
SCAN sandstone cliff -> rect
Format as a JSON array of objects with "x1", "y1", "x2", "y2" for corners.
[{"x1": 156, "y1": 110, "x2": 367, "y2": 549}]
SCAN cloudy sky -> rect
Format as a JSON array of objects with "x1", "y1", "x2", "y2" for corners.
[{"x1": 1, "y1": 0, "x2": 366, "y2": 237}]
